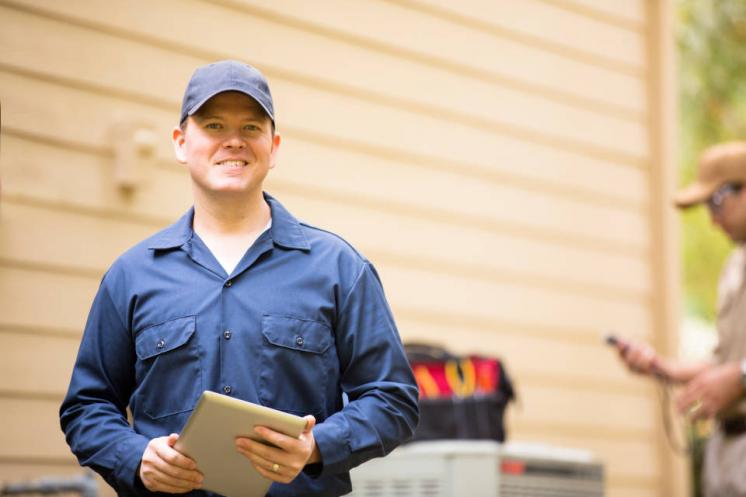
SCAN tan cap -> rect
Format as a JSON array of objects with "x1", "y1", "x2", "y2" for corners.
[{"x1": 674, "y1": 141, "x2": 746, "y2": 209}]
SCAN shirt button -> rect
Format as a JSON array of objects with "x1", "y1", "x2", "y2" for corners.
[
  {"x1": 223, "y1": 385, "x2": 232, "y2": 394},
  {"x1": 156, "y1": 339, "x2": 165, "y2": 349},
  {"x1": 224, "y1": 280, "x2": 232, "y2": 287},
  {"x1": 223, "y1": 330, "x2": 232, "y2": 340},
  {"x1": 295, "y1": 336, "x2": 304, "y2": 347}
]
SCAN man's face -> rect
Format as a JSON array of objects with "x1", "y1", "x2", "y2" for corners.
[
  {"x1": 708, "y1": 184, "x2": 746, "y2": 242},
  {"x1": 172, "y1": 91, "x2": 280, "y2": 200}
]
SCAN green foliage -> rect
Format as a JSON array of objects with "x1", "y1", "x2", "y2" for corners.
[
  {"x1": 680, "y1": 208, "x2": 732, "y2": 320},
  {"x1": 678, "y1": 0, "x2": 746, "y2": 321}
]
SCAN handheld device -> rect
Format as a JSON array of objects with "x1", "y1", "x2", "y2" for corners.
[
  {"x1": 175, "y1": 391, "x2": 307, "y2": 497},
  {"x1": 602, "y1": 331, "x2": 626, "y2": 350}
]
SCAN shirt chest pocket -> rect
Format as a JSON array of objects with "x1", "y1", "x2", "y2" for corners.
[
  {"x1": 134, "y1": 315, "x2": 202, "y2": 419},
  {"x1": 258, "y1": 315, "x2": 335, "y2": 415}
]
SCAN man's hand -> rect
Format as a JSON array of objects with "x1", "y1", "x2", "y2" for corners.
[
  {"x1": 235, "y1": 415, "x2": 320, "y2": 484},
  {"x1": 139, "y1": 433, "x2": 203, "y2": 493},
  {"x1": 676, "y1": 362, "x2": 742, "y2": 420},
  {"x1": 614, "y1": 339, "x2": 667, "y2": 377}
]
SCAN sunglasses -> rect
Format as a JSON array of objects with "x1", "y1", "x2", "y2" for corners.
[{"x1": 707, "y1": 183, "x2": 743, "y2": 212}]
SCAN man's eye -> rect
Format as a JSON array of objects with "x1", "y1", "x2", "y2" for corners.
[
  {"x1": 205, "y1": 123, "x2": 222, "y2": 129},
  {"x1": 243, "y1": 124, "x2": 259, "y2": 131}
]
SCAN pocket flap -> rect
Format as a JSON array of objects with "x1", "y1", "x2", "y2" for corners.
[
  {"x1": 261, "y1": 315, "x2": 331, "y2": 354},
  {"x1": 136, "y1": 316, "x2": 196, "y2": 360}
]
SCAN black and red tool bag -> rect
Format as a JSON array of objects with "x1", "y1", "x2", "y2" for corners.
[{"x1": 405, "y1": 343, "x2": 515, "y2": 442}]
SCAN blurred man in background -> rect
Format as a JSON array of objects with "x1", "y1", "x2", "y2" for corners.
[{"x1": 614, "y1": 141, "x2": 746, "y2": 497}]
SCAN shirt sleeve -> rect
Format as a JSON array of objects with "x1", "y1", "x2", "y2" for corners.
[
  {"x1": 59, "y1": 274, "x2": 150, "y2": 495},
  {"x1": 312, "y1": 262, "x2": 419, "y2": 475}
]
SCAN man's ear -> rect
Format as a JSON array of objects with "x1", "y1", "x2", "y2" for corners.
[
  {"x1": 269, "y1": 132, "x2": 281, "y2": 170},
  {"x1": 172, "y1": 125, "x2": 187, "y2": 164}
]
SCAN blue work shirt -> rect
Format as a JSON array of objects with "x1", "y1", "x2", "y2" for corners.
[{"x1": 60, "y1": 193, "x2": 419, "y2": 497}]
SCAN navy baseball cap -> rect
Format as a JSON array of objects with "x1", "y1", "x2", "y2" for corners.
[{"x1": 179, "y1": 60, "x2": 274, "y2": 125}]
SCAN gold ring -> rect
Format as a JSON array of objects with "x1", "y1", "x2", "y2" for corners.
[
  {"x1": 688, "y1": 399, "x2": 703, "y2": 416},
  {"x1": 272, "y1": 463, "x2": 280, "y2": 473}
]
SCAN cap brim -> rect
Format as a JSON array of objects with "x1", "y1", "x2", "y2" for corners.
[
  {"x1": 673, "y1": 182, "x2": 716, "y2": 209},
  {"x1": 185, "y1": 88, "x2": 274, "y2": 124}
]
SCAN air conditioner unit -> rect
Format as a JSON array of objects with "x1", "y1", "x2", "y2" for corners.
[{"x1": 349, "y1": 440, "x2": 604, "y2": 497}]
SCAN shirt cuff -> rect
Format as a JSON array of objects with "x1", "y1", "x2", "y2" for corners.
[
  {"x1": 312, "y1": 419, "x2": 351, "y2": 476},
  {"x1": 113, "y1": 434, "x2": 150, "y2": 495}
]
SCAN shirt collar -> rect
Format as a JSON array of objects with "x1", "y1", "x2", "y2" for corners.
[
  {"x1": 264, "y1": 193, "x2": 310, "y2": 251},
  {"x1": 147, "y1": 208, "x2": 194, "y2": 250},
  {"x1": 147, "y1": 192, "x2": 310, "y2": 251}
]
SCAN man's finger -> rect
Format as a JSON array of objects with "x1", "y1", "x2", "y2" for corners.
[
  {"x1": 676, "y1": 392, "x2": 692, "y2": 413},
  {"x1": 142, "y1": 463, "x2": 200, "y2": 493},
  {"x1": 238, "y1": 446, "x2": 274, "y2": 471},
  {"x1": 252, "y1": 460, "x2": 292, "y2": 484},
  {"x1": 148, "y1": 475, "x2": 195, "y2": 494},
  {"x1": 237, "y1": 447, "x2": 291, "y2": 483},
  {"x1": 154, "y1": 440, "x2": 198, "y2": 471},
  {"x1": 237, "y1": 435, "x2": 287, "y2": 462},
  {"x1": 152, "y1": 457, "x2": 203, "y2": 484},
  {"x1": 149, "y1": 461, "x2": 202, "y2": 488},
  {"x1": 149, "y1": 441, "x2": 202, "y2": 484},
  {"x1": 252, "y1": 427, "x2": 298, "y2": 452},
  {"x1": 677, "y1": 383, "x2": 704, "y2": 414},
  {"x1": 303, "y1": 415, "x2": 316, "y2": 432}
]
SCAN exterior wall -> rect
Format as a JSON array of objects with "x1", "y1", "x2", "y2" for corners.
[{"x1": 0, "y1": 1, "x2": 681, "y2": 496}]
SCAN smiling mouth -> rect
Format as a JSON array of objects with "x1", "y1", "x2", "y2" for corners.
[{"x1": 216, "y1": 160, "x2": 248, "y2": 168}]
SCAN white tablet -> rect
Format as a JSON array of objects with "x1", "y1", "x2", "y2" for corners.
[{"x1": 174, "y1": 390, "x2": 307, "y2": 497}]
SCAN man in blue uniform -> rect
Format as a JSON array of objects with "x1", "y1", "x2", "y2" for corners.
[{"x1": 60, "y1": 60, "x2": 419, "y2": 497}]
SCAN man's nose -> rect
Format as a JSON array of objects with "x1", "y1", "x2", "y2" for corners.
[{"x1": 223, "y1": 130, "x2": 246, "y2": 148}]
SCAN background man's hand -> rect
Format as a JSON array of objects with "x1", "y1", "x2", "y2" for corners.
[
  {"x1": 676, "y1": 362, "x2": 742, "y2": 420},
  {"x1": 615, "y1": 339, "x2": 667, "y2": 377},
  {"x1": 235, "y1": 415, "x2": 320, "y2": 484},
  {"x1": 139, "y1": 433, "x2": 203, "y2": 493}
]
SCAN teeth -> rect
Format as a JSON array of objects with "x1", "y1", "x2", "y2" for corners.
[{"x1": 217, "y1": 160, "x2": 246, "y2": 167}]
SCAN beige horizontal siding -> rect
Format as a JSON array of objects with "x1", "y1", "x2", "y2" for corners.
[
  {"x1": 610, "y1": 489, "x2": 658, "y2": 497},
  {"x1": 0, "y1": 329, "x2": 654, "y2": 434},
  {"x1": 1, "y1": 398, "x2": 71, "y2": 460},
  {"x1": 2, "y1": 193, "x2": 651, "y2": 300},
  {"x1": 398, "y1": 316, "x2": 653, "y2": 389},
  {"x1": 280, "y1": 130, "x2": 651, "y2": 209},
  {"x1": 0, "y1": 462, "x2": 83, "y2": 476},
  {"x1": 397, "y1": 0, "x2": 646, "y2": 69},
  {"x1": 0, "y1": 332, "x2": 78, "y2": 396},
  {"x1": 6, "y1": 0, "x2": 646, "y2": 116},
  {"x1": 268, "y1": 0, "x2": 648, "y2": 113},
  {"x1": 0, "y1": 235, "x2": 653, "y2": 352},
  {"x1": 513, "y1": 384, "x2": 656, "y2": 433},
  {"x1": 0, "y1": 314, "x2": 650, "y2": 400},
  {"x1": 1, "y1": 82, "x2": 650, "y2": 207},
  {"x1": 0, "y1": 187, "x2": 653, "y2": 340},
  {"x1": 0, "y1": 0, "x2": 651, "y2": 196},
  {"x1": 1, "y1": 71, "x2": 650, "y2": 253},
  {"x1": 0, "y1": 265, "x2": 96, "y2": 333},
  {"x1": 548, "y1": 0, "x2": 647, "y2": 28},
  {"x1": 0, "y1": 1, "x2": 649, "y2": 163}
]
